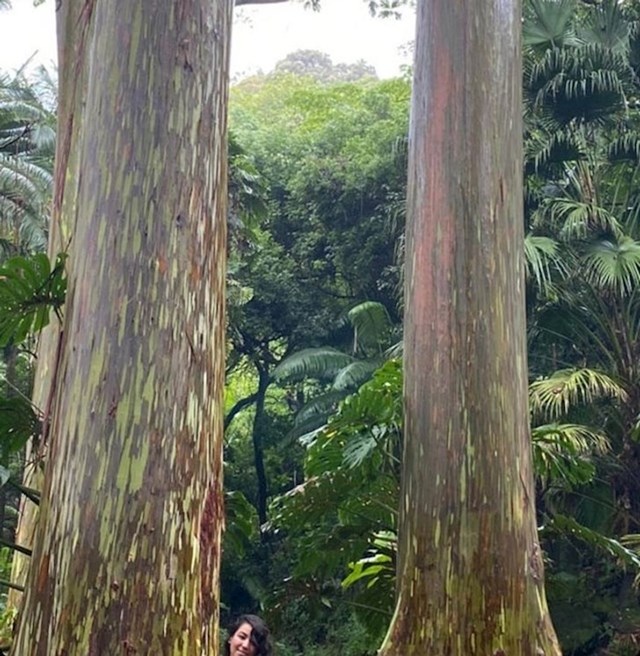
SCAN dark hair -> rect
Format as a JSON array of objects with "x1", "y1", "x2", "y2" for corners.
[{"x1": 224, "y1": 614, "x2": 274, "y2": 656}]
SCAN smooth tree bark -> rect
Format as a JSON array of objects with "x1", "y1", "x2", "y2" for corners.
[
  {"x1": 379, "y1": 1, "x2": 561, "y2": 654},
  {"x1": 12, "y1": 0, "x2": 233, "y2": 652}
]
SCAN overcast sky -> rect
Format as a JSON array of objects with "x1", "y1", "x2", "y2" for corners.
[{"x1": 0, "y1": 0, "x2": 415, "y2": 79}]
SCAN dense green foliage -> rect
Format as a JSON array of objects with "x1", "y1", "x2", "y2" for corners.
[{"x1": 220, "y1": 71, "x2": 409, "y2": 652}]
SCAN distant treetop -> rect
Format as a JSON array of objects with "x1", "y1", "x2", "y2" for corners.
[{"x1": 273, "y1": 50, "x2": 377, "y2": 83}]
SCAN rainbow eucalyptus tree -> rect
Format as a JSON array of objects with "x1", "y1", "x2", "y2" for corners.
[
  {"x1": 379, "y1": 0, "x2": 561, "y2": 653},
  {"x1": 11, "y1": 0, "x2": 278, "y2": 652}
]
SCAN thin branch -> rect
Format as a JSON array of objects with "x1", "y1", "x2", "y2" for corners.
[
  {"x1": 0, "y1": 374, "x2": 41, "y2": 411},
  {"x1": 0, "y1": 579, "x2": 24, "y2": 592},
  {"x1": 344, "y1": 600, "x2": 393, "y2": 616},
  {"x1": 7, "y1": 479, "x2": 40, "y2": 505},
  {"x1": 0, "y1": 124, "x2": 31, "y2": 151},
  {"x1": 224, "y1": 392, "x2": 259, "y2": 431},
  {"x1": 0, "y1": 539, "x2": 32, "y2": 557}
]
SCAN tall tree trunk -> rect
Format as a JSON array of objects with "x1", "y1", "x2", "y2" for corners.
[
  {"x1": 379, "y1": 1, "x2": 561, "y2": 654},
  {"x1": 12, "y1": 0, "x2": 231, "y2": 652},
  {"x1": 8, "y1": 0, "x2": 95, "y2": 607},
  {"x1": 252, "y1": 363, "x2": 270, "y2": 527}
]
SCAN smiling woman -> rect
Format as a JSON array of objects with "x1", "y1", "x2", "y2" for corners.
[{"x1": 225, "y1": 615, "x2": 274, "y2": 656}]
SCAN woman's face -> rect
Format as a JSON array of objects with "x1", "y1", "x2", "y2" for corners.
[{"x1": 228, "y1": 622, "x2": 257, "y2": 656}]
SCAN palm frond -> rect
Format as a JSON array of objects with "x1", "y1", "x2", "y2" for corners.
[
  {"x1": 524, "y1": 0, "x2": 577, "y2": 51},
  {"x1": 607, "y1": 133, "x2": 640, "y2": 163},
  {"x1": 532, "y1": 422, "x2": 609, "y2": 487},
  {"x1": 547, "y1": 514, "x2": 640, "y2": 572},
  {"x1": 0, "y1": 152, "x2": 53, "y2": 200},
  {"x1": 529, "y1": 367, "x2": 628, "y2": 419},
  {"x1": 582, "y1": 236, "x2": 640, "y2": 295},
  {"x1": 524, "y1": 234, "x2": 568, "y2": 290},
  {"x1": 384, "y1": 339, "x2": 403, "y2": 359},
  {"x1": 525, "y1": 129, "x2": 587, "y2": 171},
  {"x1": 294, "y1": 390, "x2": 348, "y2": 428},
  {"x1": 576, "y1": 0, "x2": 630, "y2": 51},
  {"x1": 228, "y1": 131, "x2": 268, "y2": 233},
  {"x1": 527, "y1": 44, "x2": 629, "y2": 125},
  {"x1": 288, "y1": 415, "x2": 332, "y2": 445},
  {"x1": 544, "y1": 197, "x2": 622, "y2": 239}
]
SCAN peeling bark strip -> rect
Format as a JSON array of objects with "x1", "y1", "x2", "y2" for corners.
[
  {"x1": 379, "y1": 1, "x2": 561, "y2": 654},
  {"x1": 12, "y1": 1, "x2": 231, "y2": 653}
]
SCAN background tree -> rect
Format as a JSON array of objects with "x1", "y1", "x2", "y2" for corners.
[{"x1": 274, "y1": 50, "x2": 377, "y2": 83}]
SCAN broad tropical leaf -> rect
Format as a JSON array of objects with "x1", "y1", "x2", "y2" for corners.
[
  {"x1": 333, "y1": 359, "x2": 383, "y2": 391},
  {"x1": 295, "y1": 390, "x2": 348, "y2": 428},
  {"x1": 224, "y1": 490, "x2": 258, "y2": 556},
  {"x1": 0, "y1": 252, "x2": 67, "y2": 345},
  {"x1": 272, "y1": 347, "x2": 355, "y2": 383},
  {"x1": 344, "y1": 301, "x2": 393, "y2": 356},
  {"x1": 0, "y1": 396, "x2": 39, "y2": 457}
]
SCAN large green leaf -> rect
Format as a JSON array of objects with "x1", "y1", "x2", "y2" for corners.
[
  {"x1": 576, "y1": 0, "x2": 629, "y2": 52},
  {"x1": 224, "y1": 490, "x2": 258, "y2": 557},
  {"x1": 0, "y1": 252, "x2": 66, "y2": 346},
  {"x1": 272, "y1": 347, "x2": 355, "y2": 383},
  {"x1": 0, "y1": 396, "x2": 39, "y2": 458},
  {"x1": 344, "y1": 301, "x2": 393, "y2": 356},
  {"x1": 524, "y1": 234, "x2": 568, "y2": 291},
  {"x1": 332, "y1": 359, "x2": 382, "y2": 392}
]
